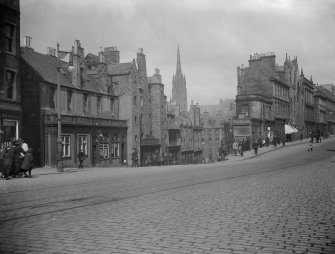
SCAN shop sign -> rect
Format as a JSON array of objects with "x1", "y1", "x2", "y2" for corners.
[{"x1": 2, "y1": 112, "x2": 19, "y2": 120}]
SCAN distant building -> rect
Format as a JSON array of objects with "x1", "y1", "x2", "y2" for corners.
[
  {"x1": 235, "y1": 52, "x2": 290, "y2": 142},
  {"x1": 0, "y1": 0, "x2": 21, "y2": 146},
  {"x1": 172, "y1": 46, "x2": 187, "y2": 112},
  {"x1": 234, "y1": 52, "x2": 335, "y2": 142}
]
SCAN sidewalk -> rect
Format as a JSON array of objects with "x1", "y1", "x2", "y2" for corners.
[
  {"x1": 32, "y1": 136, "x2": 332, "y2": 176},
  {"x1": 226, "y1": 136, "x2": 333, "y2": 163}
]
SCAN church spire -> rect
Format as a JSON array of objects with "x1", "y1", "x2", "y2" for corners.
[
  {"x1": 176, "y1": 45, "x2": 182, "y2": 75},
  {"x1": 172, "y1": 45, "x2": 187, "y2": 112}
]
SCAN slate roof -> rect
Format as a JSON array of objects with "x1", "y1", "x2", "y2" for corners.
[
  {"x1": 21, "y1": 47, "x2": 101, "y2": 93},
  {"x1": 108, "y1": 62, "x2": 134, "y2": 75}
]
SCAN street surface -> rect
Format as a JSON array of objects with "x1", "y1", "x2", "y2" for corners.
[{"x1": 0, "y1": 138, "x2": 335, "y2": 254}]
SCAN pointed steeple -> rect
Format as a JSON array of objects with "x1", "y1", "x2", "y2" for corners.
[
  {"x1": 172, "y1": 45, "x2": 187, "y2": 112},
  {"x1": 176, "y1": 45, "x2": 182, "y2": 75}
]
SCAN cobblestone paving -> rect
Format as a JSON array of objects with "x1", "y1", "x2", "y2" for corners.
[{"x1": 0, "y1": 141, "x2": 335, "y2": 253}]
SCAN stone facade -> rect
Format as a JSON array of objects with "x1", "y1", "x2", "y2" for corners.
[
  {"x1": 21, "y1": 40, "x2": 127, "y2": 168},
  {"x1": 0, "y1": 0, "x2": 21, "y2": 147},
  {"x1": 235, "y1": 52, "x2": 291, "y2": 142},
  {"x1": 235, "y1": 52, "x2": 335, "y2": 142}
]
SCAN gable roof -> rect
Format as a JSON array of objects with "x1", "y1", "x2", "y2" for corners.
[
  {"x1": 21, "y1": 47, "x2": 74, "y2": 88},
  {"x1": 21, "y1": 47, "x2": 101, "y2": 93}
]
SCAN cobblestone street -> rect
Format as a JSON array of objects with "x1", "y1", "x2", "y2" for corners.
[{"x1": 0, "y1": 139, "x2": 335, "y2": 253}]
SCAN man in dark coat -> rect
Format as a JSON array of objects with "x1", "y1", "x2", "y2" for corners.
[
  {"x1": 21, "y1": 148, "x2": 33, "y2": 177},
  {"x1": 252, "y1": 139, "x2": 259, "y2": 155},
  {"x1": 78, "y1": 150, "x2": 85, "y2": 169},
  {"x1": 131, "y1": 148, "x2": 138, "y2": 167},
  {"x1": 1, "y1": 144, "x2": 14, "y2": 179},
  {"x1": 12, "y1": 139, "x2": 25, "y2": 177}
]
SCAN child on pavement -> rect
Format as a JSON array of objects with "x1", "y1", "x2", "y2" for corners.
[{"x1": 308, "y1": 140, "x2": 313, "y2": 151}]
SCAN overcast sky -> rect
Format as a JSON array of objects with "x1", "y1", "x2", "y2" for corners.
[{"x1": 21, "y1": 0, "x2": 335, "y2": 105}]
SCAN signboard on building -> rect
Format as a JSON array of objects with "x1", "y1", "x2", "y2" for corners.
[{"x1": 233, "y1": 119, "x2": 252, "y2": 137}]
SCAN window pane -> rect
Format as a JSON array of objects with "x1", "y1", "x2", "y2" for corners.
[{"x1": 5, "y1": 70, "x2": 15, "y2": 99}]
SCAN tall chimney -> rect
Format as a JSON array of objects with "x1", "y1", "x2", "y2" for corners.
[{"x1": 72, "y1": 40, "x2": 82, "y2": 88}]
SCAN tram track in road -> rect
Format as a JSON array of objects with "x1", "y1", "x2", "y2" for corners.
[{"x1": 1, "y1": 148, "x2": 333, "y2": 224}]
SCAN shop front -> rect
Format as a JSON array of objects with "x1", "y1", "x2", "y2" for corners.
[
  {"x1": 0, "y1": 110, "x2": 21, "y2": 148},
  {"x1": 43, "y1": 114, "x2": 127, "y2": 168}
]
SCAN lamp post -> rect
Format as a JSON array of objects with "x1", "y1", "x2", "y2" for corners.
[
  {"x1": 56, "y1": 43, "x2": 63, "y2": 172},
  {"x1": 56, "y1": 43, "x2": 72, "y2": 172}
]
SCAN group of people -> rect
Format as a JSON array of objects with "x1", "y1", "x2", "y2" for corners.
[
  {"x1": 0, "y1": 139, "x2": 34, "y2": 180},
  {"x1": 232, "y1": 140, "x2": 245, "y2": 157},
  {"x1": 232, "y1": 135, "x2": 287, "y2": 157}
]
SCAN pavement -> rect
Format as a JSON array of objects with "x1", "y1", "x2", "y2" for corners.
[{"x1": 31, "y1": 137, "x2": 327, "y2": 176}]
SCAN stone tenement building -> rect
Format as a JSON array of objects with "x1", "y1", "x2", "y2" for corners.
[
  {"x1": 234, "y1": 52, "x2": 335, "y2": 144},
  {"x1": 0, "y1": 0, "x2": 21, "y2": 147},
  {"x1": 76, "y1": 45, "x2": 167, "y2": 166},
  {"x1": 235, "y1": 52, "x2": 290, "y2": 143},
  {"x1": 21, "y1": 39, "x2": 127, "y2": 167}
]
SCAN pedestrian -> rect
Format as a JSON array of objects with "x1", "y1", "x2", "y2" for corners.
[
  {"x1": 20, "y1": 148, "x2": 33, "y2": 177},
  {"x1": 232, "y1": 140, "x2": 238, "y2": 156},
  {"x1": 273, "y1": 137, "x2": 277, "y2": 147},
  {"x1": 308, "y1": 140, "x2": 313, "y2": 151},
  {"x1": 12, "y1": 139, "x2": 25, "y2": 177},
  {"x1": 238, "y1": 140, "x2": 244, "y2": 157},
  {"x1": 300, "y1": 133, "x2": 303, "y2": 141},
  {"x1": 78, "y1": 150, "x2": 85, "y2": 169},
  {"x1": 252, "y1": 138, "x2": 259, "y2": 155},
  {"x1": 2, "y1": 144, "x2": 14, "y2": 179},
  {"x1": 131, "y1": 148, "x2": 138, "y2": 167},
  {"x1": 282, "y1": 136, "x2": 285, "y2": 146},
  {"x1": 246, "y1": 138, "x2": 250, "y2": 151}
]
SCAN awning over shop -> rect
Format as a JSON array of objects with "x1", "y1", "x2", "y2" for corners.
[{"x1": 285, "y1": 124, "x2": 298, "y2": 134}]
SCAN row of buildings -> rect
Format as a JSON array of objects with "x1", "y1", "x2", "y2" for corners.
[
  {"x1": 4, "y1": 1, "x2": 334, "y2": 169},
  {"x1": 1, "y1": 0, "x2": 237, "y2": 169},
  {"x1": 234, "y1": 52, "x2": 335, "y2": 143}
]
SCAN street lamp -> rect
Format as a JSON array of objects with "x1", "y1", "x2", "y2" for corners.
[{"x1": 56, "y1": 43, "x2": 71, "y2": 172}]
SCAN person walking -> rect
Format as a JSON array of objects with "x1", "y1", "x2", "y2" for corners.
[
  {"x1": 78, "y1": 150, "x2": 85, "y2": 169},
  {"x1": 252, "y1": 138, "x2": 259, "y2": 155},
  {"x1": 308, "y1": 140, "x2": 313, "y2": 151},
  {"x1": 232, "y1": 140, "x2": 238, "y2": 156},
  {"x1": 131, "y1": 148, "x2": 138, "y2": 167},
  {"x1": 238, "y1": 140, "x2": 244, "y2": 157}
]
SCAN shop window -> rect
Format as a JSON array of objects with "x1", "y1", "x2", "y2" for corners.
[
  {"x1": 78, "y1": 135, "x2": 88, "y2": 155},
  {"x1": 100, "y1": 143, "x2": 109, "y2": 159},
  {"x1": 5, "y1": 22, "x2": 16, "y2": 54},
  {"x1": 61, "y1": 135, "x2": 71, "y2": 158},
  {"x1": 2, "y1": 120, "x2": 18, "y2": 147},
  {"x1": 111, "y1": 135, "x2": 119, "y2": 158}
]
